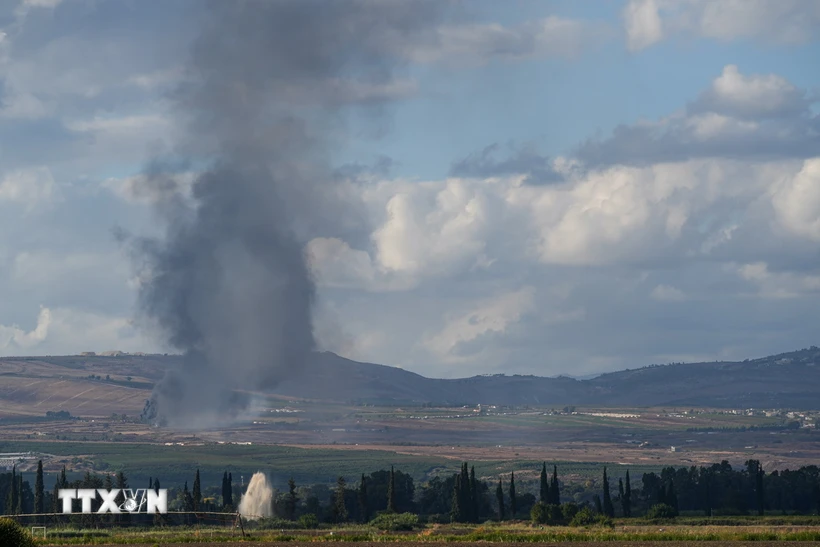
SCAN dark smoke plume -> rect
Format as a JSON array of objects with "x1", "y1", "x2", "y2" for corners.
[{"x1": 134, "y1": 0, "x2": 445, "y2": 428}]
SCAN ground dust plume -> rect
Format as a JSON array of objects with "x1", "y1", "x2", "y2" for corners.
[{"x1": 238, "y1": 472, "x2": 273, "y2": 520}]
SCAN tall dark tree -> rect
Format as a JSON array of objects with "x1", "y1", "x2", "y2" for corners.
[
  {"x1": 623, "y1": 470, "x2": 632, "y2": 517},
  {"x1": 286, "y1": 477, "x2": 298, "y2": 520},
  {"x1": 387, "y1": 466, "x2": 396, "y2": 513},
  {"x1": 602, "y1": 467, "x2": 614, "y2": 517},
  {"x1": 15, "y1": 474, "x2": 22, "y2": 514},
  {"x1": 60, "y1": 466, "x2": 67, "y2": 488},
  {"x1": 594, "y1": 494, "x2": 603, "y2": 514},
  {"x1": 34, "y1": 460, "x2": 44, "y2": 514},
  {"x1": 747, "y1": 460, "x2": 765, "y2": 516},
  {"x1": 496, "y1": 478, "x2": 505, "y2": 521},
  {"x1": 222, "y1": 472, "x2": 228, "y2": 507},
  {"x1": 182, "y1": 481, "x2": 193, "y2": 511},
  {"x1": 226, "y1": 473, "x2": 232, "y2": 506},
  {"x1": 469, "y1": 465, "x2": 478, "y2": 523},
  {"x1": 192, "y1": 469, "x2": 202, "y2": 511},
  {"x1": 7, "y1": 465, "x2": 18, "y2": 515},
  {"x1": 618, "y1": 478, "x2": 625, "y2": 516},
  {"x1": 539, "y1": 462, "x2": 549, "y2": 504},
  {"x1": 154, "y1": 478, "x2": 161, "y2": 491},
  {"x1": 450, "y1": 474, "x2": 462, "y2": 523},
  {"x1": 509, "y1": 471, "x2": 517, "y2": 519},
  {"x1": 333, "y1": 476, "x2": 348, "y2": 522},
  {"x1": 666, "y1": 478, "x2": 678, "y2": 514},
  {"x1": 51, "y1": 481, "x2": 60, "y2": 513},
  {"x1": 551, "y1": 465, "x2": 560, "y2": 504},
  {"x1": 358, "y1": 474, "x2": 369, "y2": 523},
  {"x1": 457, "y1": 463, "x2": 469, "y2": 522}
]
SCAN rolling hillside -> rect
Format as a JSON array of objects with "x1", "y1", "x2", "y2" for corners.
[{"x1": 1, "y1": 347, "x2": 819, "y2": 418}]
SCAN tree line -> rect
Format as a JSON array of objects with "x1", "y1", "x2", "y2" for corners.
[{"x1": 4, "y1": 459, "x2": 820, "y2": 523}]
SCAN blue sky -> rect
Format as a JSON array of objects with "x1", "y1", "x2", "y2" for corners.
[{"x1": 1, "y1": 0, "x2": 819, "y2": 378}]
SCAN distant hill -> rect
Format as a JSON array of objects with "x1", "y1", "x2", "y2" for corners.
[
  {"x1": 275, "y1": 347, "x2": 820, "y2": 409},
  {"x1": 2, "y1": 347, "x2": 820, "y2": 412}
]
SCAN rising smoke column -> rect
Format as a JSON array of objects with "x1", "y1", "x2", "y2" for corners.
[{"x1": 134, "y1": 1, "x2": 445, "y2": 428}]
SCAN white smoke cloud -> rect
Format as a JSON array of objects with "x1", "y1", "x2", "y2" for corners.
[{"x1": 238, "y1": 472, "x2": 273, "y2": 520}]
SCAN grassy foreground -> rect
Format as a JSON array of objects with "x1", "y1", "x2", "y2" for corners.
[{"x1": 23, "y1": 523, "x2": 820, "y2": 545}]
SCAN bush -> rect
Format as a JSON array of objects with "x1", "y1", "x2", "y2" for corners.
[
  {"x1": 569, "y1": 506, "x2": 596, "y2": 527},
  {"x1": 595, "y1": 514, "x2": 614, "y2": 527},
  {"x1": 561, "y1": 502, "x2": 580, "y2": 522},
  {"x1": 369, "y1": 512, "x2": 420, "y2": 531},
  {"x1": 298, "y1": 513, "x2": 319, "y2": 529},
  {"x1": 531, "y1": 502, "x2": 564, "y2": 525},
  {"x1": 0, "y1": 518, "x2": 35, "y2": 547},
  {"x1": 646, "y1": 503, "x2": 679, "y2": 520}
]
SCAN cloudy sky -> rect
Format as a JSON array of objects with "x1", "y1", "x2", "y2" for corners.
[{"x1": 1, "y1": 0, "x2": 819, "y2": 378}]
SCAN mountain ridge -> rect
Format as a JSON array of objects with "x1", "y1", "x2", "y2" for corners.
[
  {"x1": 2, "y1": 346, "x2": 819, "y2": 409},
  {"x1": 271, "y1": 346, "x2": 820, "y2": 408}
]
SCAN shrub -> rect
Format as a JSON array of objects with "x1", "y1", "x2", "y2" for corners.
[
  {"x1": 298, "y1": 514, "x2": 319, "y2": 529},
  {"x1": 561, "y1": 502, "x2": 580, "y2": 522},
  {"x1": 569, "y1": 506, "x2": 596, "y2": 527},
  {"x1": 595, "y1": 514, "x2": 614, "y2": 527},
  {"x1": 531, "y1": 502, "x2": 564, "y2": 525},
  {"x1": 646, "y1": 503, "x2": 678, "y2": 520},
  {"x1": 369, "y1": 512, "x2": 420, "y2": 531},
  {"x1": 0, "y1": 518, "x2": 35, "y2": 547}
]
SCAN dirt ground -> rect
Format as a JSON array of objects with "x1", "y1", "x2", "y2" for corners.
[{"x1": 80, "y1": 543, "x2": 820, "y2": 547}]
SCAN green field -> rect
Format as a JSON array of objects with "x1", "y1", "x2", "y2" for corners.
[
  {"x1": 10, "y1": 520, "x2": 820, "y2": 545},
  {"x1": 0, "y1": 440, "x2": 662, "y2": 491}
]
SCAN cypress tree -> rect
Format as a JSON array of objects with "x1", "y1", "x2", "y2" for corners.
[
  {"x1": 469, "y1": 465, "x2": 478, "y2": 523},
  {"x1": 222, "y1": 472, "x2": 228, "y2": 507},
  {"x1": 755, "y1": 467, "x2": 765, "y2": 516},
  {"x1": 286, "y1": 477, "x2": 298, "y2": 520},
  {"x1": 551, "y1": 465, "x2": 560, "y2": 504},
  {"x1": 226, "y1": 473, "x2": 232, "y2": 507},
  {"x1": 509, "y1": 471, "x2": 517, "y2": 519},
  {"x1": 35, "y1": 460, "x2": 44, "y2": 514},
  {"x1": 623, "y1": 470, "x2": 632, "y2": 517},
  {"x1": 496, "y1": 478, "x2": 505, "y2": 521},
  {"x1": 618, "y1": 478, "x2": 625, "y2": 516},
  {"x1": 594, "y1": 494, "x2": 603, "y2": 514},
  {"x1": 459, "y1": 463, "x2": 469, "y2": 522},
  {"x1": 16, "y1": 474, "x2": 23, "y2": 514},
  {"x1": 154, "y1": 478, "x2": 161, "y2": 491},
  {"x1": 51, "y1": 481, "x2": 60, "y2": 513},
  {"x1": 333, "y1": 476, "x2": 348, "y2": 523},
  {"x1": 60, "y1": 466, "x2": 68, "y2": 488},
  {"x1": 602, "y1": 467, "x2": 614, "y2": 517},
  {"x1": 183, "y1": 481, "x2": 193, "y2": 511},
  {"x1": 450, "y1": 475, "x2": 462, "y2": 523},
  {"x1": 667, "y1": 479, "x2": 678, "y2": 514},
  {"x1": 387, "y1": 466, "x2": 396, "y2": 513},
  {"x1": 539, "y1": 462, "x2": 549, "y2": 504},
  {"x1": 192, "y1": 469, "x2": 201, "y2": 511},
  {"x1": 8, "y1": 465, "x2": 18, "y2": 515},
  {"x1": 358, "y1": 474, "x2": 369, "y2": 522}
]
